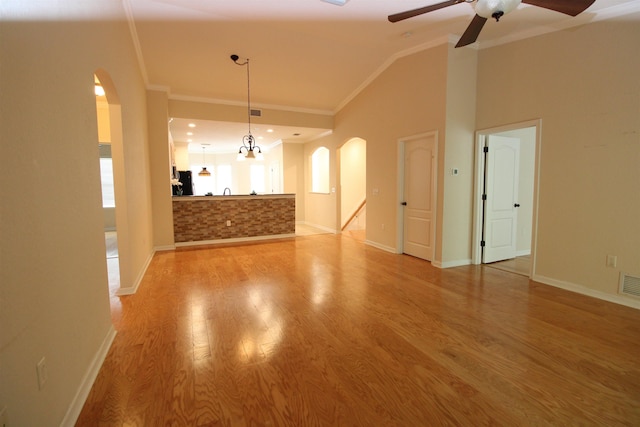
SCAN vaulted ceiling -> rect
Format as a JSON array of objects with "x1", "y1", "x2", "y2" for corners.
[{"x1": 6, "y1": 0, "x2": 639, "y2": 150}]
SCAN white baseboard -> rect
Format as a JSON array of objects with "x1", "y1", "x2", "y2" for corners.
[
  {"x1": 364, "y1": 240, "x2": 396, "y2": 254},
  {"x1": 533, "y1": 274, "x2": 640, "y2": 310},
  {"x1": 60, "y1": 326, "x2": 117, "y2": 427},
  {"x1": 436, "y1": 259, "x2": 472, "y2": 269},
  {"x1": 300, "y1": 221, "x2": 338, "y2": 234},
  {"x1": 116, "y1": 249, "x2": 155, "y2": 296},
  {"x1": 516, "y1": 249, "x2": 532, "y2": 257},
  {"x1": 154, "y1": 244, "x2": 176, "y2": 252}
]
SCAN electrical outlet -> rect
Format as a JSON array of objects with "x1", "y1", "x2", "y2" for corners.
[
  {"x1": 36, "y1": 357, "x2": 47, "y2": 390},
  {"x1": 606, "y1": 255, "x2": 617, "y2": 268},
  {"x1": 226, "y1": 220, "x2": 231, "y2": 227}
]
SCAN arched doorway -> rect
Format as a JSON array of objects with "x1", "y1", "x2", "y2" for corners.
[{"x1": 94, "y1": 70, "x2": 130, "y2": 302}]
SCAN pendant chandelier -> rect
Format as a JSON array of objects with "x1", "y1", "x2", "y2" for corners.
[
  {"x1": 231, "y1": 54, "x2": 263, "y2": 161},
  {"x1": 198, "y1": 145, "x2": 211, "y2": 176}
]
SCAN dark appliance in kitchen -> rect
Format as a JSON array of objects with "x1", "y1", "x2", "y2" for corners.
[{"x1": 173, "y1": 170, "x2": 194, "y2": 196}]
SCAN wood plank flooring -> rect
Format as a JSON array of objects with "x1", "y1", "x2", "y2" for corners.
[{"x1": 77, "y1": 234, "x2": 640, "y2": 426}]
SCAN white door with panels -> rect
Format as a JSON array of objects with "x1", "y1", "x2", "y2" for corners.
[
  {"x1": 482, "y1": 135, "x2": 520, "y2": 263},
  {"x1": 402, "y1": 134, "x2": 436, "y2": 261}
]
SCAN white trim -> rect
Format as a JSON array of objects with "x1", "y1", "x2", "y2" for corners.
[
  {"x1": 116, "y1": 249, "x2": 155, "y2": 296},
  {"x1": 516, "y1": 250, "x2": 531, "y2": 257},
  {"x1": 471, "y1": 119, "x2": 542, "y2": 279},
  {"x1": 60, "y1": 326, "x2": 117, "y2": 427},
  {"x1": 364, "y1": 240, "x2": 396, "y2": 254},
  {"x1": 169, "y1": 93, "x2": 334, "y2": 117},
  {"x1": 533, "y1": 275, "x2": 640, "y2": 311},
  {"x1": 438, "y1": 259, "x2": 472, "y2": 269},
  {"x1": 396, "y1": 131, "x2": 439, "y2": 263},
  {"x1": 122, "y1": 0, "x2": 148, "y2": 85},
  {"x1": 301, "y1": 222, "x2": 339, "y2": 234},
  {"x1": 476, "y1": 2, "x2": 640, "y2": 50},
  {"x1": 154, "y1": 244, "x2": 177, "y2": 252},
  {"x1": 175, "y1": 234, "x2": 296, "y2": 248},
  {"x1": 335, "y1": 36, "x2": 449, "y2": 113}
]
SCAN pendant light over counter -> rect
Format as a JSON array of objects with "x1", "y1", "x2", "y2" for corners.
[{"x1": 198, "y1": 145, "x2": 211, "y2": 176}]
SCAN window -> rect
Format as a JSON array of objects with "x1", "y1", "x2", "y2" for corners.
[
  {"x1": 191, "y1": 166, "x2": 214, "y2": 195},
  {"x1": 250, "y1": 164, "x2": 265, "y2": 194},
  {"x1": 99, "y1": 145, "x2": 115, "y2": 207},
  {"x1": 216, "y1": 164, "x2": 232, "y2": 195},
  {"x1": 311, "y1": 146, "x2": 330, "y2": 193}
]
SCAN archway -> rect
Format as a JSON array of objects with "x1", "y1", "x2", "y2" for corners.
[
  {"x1": 338, "y1": 137, "x2": 367, "y2": 240},
  {"x1": 94, "y1": 69, "x2": 131, "y2": 300}
]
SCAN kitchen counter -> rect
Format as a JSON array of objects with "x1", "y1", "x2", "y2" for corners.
[{"x1": 172, "y1": 194, "x2": 295, "y2": 245}]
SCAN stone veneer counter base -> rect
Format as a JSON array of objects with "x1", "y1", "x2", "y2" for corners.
[{"x1": 172, "y1": 194, "x2": 295, "y2": 244}]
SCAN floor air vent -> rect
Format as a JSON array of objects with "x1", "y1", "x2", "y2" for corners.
[{"x1": 619, "y1": 273, "x2": 640, "y2": 299}]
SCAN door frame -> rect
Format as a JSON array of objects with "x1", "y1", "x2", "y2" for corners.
[
  {"x1": 396, "y1": 131, "x2": 438, "y2": 257},
  {"x1": 471, "y1": 120, "x2": 542, "y2": 277}
]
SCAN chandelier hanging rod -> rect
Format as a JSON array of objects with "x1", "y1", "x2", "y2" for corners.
[{"x1": 231, "y1": 54, "x2": 263, "y2": 161}]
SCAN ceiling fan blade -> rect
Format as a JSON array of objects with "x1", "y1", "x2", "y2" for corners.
[
  {"x1": 388, "y1": 0, "x2": 465, "y2": 23},
  {"x1": 455, "y1": 14, "x2": 488, "y2": 48},
  {"x1": 522, "y1": 0, "x2": 595, "y2": 16}
]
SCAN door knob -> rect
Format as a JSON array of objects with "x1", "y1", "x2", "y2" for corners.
[
  {"x1": 401, "y1": 202, "x2": 407, "y2": 206},
  {"x1": 514, "y1": 203, "x2": 520, "y2": 207}
]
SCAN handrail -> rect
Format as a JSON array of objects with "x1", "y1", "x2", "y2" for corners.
[{"x1": 341, "y1": 199, "x2": 367, "y2": 231}]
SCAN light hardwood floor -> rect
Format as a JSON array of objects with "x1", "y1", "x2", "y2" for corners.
[{"x1": 78, "y1": 234, "x2": 640, "y2": 426}]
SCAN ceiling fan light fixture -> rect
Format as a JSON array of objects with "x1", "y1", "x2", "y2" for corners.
[
  {"x1": 321, "y1": 0, "x2": 350, "y2": 5},
  {"x1": 475, "y1": 0, "x2": 521, "y2": 20}
]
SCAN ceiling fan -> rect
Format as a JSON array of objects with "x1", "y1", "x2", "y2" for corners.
[{"x1": 389, "y1": 0, "x2": 596, "y2": 48}]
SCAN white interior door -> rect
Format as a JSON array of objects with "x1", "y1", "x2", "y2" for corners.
[
  {"x1": 403, "y1": 134, "x2": 436, "y2": 261},
  {"x1": 483, "y1": 135, "x2": 520, "y2": 263}
]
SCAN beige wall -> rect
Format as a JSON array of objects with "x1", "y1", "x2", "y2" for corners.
[
  {"x1": 1, "y1": 6, "x2": 152, "y2": 426},
  {"x1": 306, "y1": 45, "x2": 449, "y2": 247},
  {"x1": 283, "y1": 143, "x2": 306, "y2": 222},
  {"x1": 441, "y1": 45, "x2": 478, "y2": 265},
  {"x1": 476, "y1": 17, "x2": 640, "y2": 297},
  {"x1": 148, "y1": 90, "x2": 175, "y2": 248},
  {"x1": 303, "y1": 43, "x2": 478, "y2": 263}
]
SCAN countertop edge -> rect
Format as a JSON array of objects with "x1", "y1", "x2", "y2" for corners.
[{"x1": 172, "y1": 193, "x2": 295, "y2": 201}]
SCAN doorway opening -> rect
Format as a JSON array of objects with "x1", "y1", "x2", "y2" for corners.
[
  {"x1": 339, "y1": 137, "x2": 367, "y2": 242},
  {"x1": 94, "y1": 70, "x2": 130, "y2": 304},
  {"x1": 472, "y1": 120, "x2": 541, "y2": 277}
]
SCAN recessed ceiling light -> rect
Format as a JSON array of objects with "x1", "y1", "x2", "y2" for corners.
[
  {"x1": 187, "y1": 132, "x2": 193, "y2": 136},
  {"x1": 188, "y1": 123, "x2": 196, "y2": 128},
  {"x1": 267, "y1": 129, "x2": 274, "y2": 133},
  {"x1": 187, "y1": 139, "x2": 192, "y2": 142}
]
